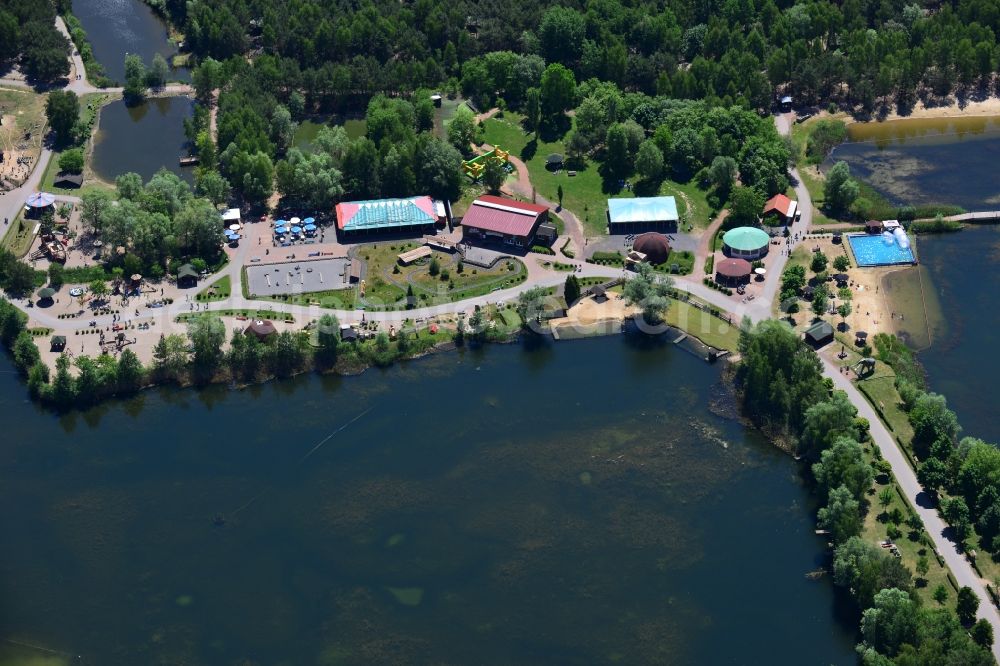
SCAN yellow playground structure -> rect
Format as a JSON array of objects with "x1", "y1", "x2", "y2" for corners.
[{"x1": 462, "y1": 146, "x2": 509, "y2": 180}]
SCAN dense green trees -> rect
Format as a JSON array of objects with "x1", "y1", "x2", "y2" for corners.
[
  {"x1": 623, "y1": 262, "x2": 673, "y2": 326},
  {"x1": 58, "y1": 148, "x2": 84, "y2": 174},
  {"x1": 45, "y1": 91, "x2": 80, "y2": 148},
  {"x1": 5, "y1": 0, "x2": 71, "y2": 85},
  {"x1": 824, "y1": 162, "x2": 860, "y2": 215}
]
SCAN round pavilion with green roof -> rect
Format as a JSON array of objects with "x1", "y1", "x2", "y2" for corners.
[{"x1": 722, "y1": 226, "x2": 770, "y2": 259}]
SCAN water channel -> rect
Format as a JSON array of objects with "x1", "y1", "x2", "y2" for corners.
[
  {"x1": 90, "y1": 96, "x2": 194, "y2": 185},
  {"x1": 0, "y1": 338, "x2": 858, "y2": 665},
  {"x1": 828, "y1": 116, "x2": 1000, "y2": 211},
  {"x1": 72, "y1": 0, "x2": 189, "y2": 84}
]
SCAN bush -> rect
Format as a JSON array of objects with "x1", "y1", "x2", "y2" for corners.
[
  {"x1": 58, "y1": 148, "x2": 85, "y2": 174},
  {"x1": 531, "y1": 245, "x2": 555, "y2": 255}
]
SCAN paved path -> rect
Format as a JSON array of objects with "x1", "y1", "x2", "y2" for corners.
[{"x1": 824, "y1": 357, "x2": 1000, "y2": 656}]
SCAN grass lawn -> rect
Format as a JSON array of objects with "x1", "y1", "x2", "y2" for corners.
[
  {"x1": 356, "y1": 241, "x2": 527, "y2": 310},
  {"x1": 1, "y1": 212, "x2": 37, "y2": 256},
  {"x1": 257, "y1": 287, "x2": 357, "y2": 310},
  {"x1": 176, "y1": 308, "x2": 294, "y2": 323},
  {"x1": 482, "y1": 113, "x2": 716, "y2": 235},
  {"x1": 857, "y1": 373, "x2": 915, "y2": 445},
  {"x1": 861, "y1": 466, "x2": 957, "y2": 607},
  {"x1": 665, "y1": 300, "x2": 741, "y2": 350},
  {"x1": 197, "y1": 275, "x2": 231, "y2": 302}
]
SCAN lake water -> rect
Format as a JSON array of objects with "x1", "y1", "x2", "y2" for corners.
[
  {"x1": 828, "y1": 116, "x2": 1000, "y2": 210},
  {"x1": 0, "y1": 338, "x2": 858, "y2": 665},
  {"x1": 916, "y1": 226, "x2": 1000, "y2": 443},
  {"x1": 91, "y1": 97, "x2": 194, "y2": 185},
  {"x1": 72, "y1": 0, "x2": 189, "y2": 84}
]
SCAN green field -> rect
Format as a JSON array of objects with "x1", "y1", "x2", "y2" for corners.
[
  {"x1": 257, "y1": 287, "x2": 357, "y2": 310},
  {"x1": 197, "y1": 275, "x2": 231, "y2": 302},
  {"x1": 665, "y1": 300, "x2": 741, "y2": 350}
]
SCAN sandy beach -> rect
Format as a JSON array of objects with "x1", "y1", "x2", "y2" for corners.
[{"x1": 849, "y1": 96, "x2": 1000, "y2": 124}]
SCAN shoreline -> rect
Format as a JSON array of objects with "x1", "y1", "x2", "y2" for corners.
[{"x1": 848, "y1": 96, "x2": 1000, "y2": 125}]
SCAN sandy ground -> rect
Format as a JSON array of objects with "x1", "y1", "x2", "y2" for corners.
[
  {"x1": 549, "y1": 291, "x2": 638, "y2": 337},
  {"x1": 849, "y1": 96, "x2": 1000, "y2": 124},
  {"x1": 782, "y1": 234, "x2": 907, "y2": 343}
]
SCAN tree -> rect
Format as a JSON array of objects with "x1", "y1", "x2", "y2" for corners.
[
  {"x1": 818, "y1": 485, "x2": 863, "y2": 543},
  {"x1": 152, "y1": 333, "x2": 189, "y2": 380},
  {"x1": 957, "y1": 586, "x2": 980, "y2": 625},
  {"x1": 860, "y1": 588, "x2": 918, "y2": 657},
  {"x1": 811, "y1": 286, "x2": 829, "y2": 317},
  {"x1": 429, "y1": 257, "x2": 441, "y2": 276},
  {"x1": 878, "y1": 487, "x2": 894, "y2": 517},
  {"x1": 539, "y1": 7, "x2": 585, "y2": 64},
  {"x1": 192, "y1": 57, "x2": 222, "y2": 103},
  {"x1": 838, "y1": 302, "x2": 852, "y2": 325},
  {"x1": 19, "y1": 23, "x2": 70, "y2": 83},
  {"x1": 116, "y1": 172, "x2": 144, "y2": 200},
  {"x1": 45, "y1": 91, "x2": 79, "y2": 148},
  {"x1": 146, "y1": 53, "x2": 169, "y2": 89},
  {"x1": 174, "y1": 198, "x2": 223, "y2": 260},
  {"x1": 12, "y1": 331, "x2": 40, "y2": 375},
  {"x1": 482, "y1": 157, "x2": 506, "y2": 193},
  {"x1": 824, "y1": 161, "x2": 859, "y2": 215},
  {"x1": 275, "y1": 149, "x2": 343, "y2": 210},
  {"x1": 564, "y1": 274, "x2": 581, "y2": 305},
  {"x1": 811, "y1": 251, "x2": 829, "y2": 273},
  {"x1": 910, "y1": 392, "x2": 960, "y2": 459},
  {"x1": 915, "y1": 555, "x2": 930, "y2": 583},
  {"x1": 447, "y1": 105, "x2": 478, "y2": 154},
  {"x1": 540, "y1": 63, "x2": 577, "y2": 123},
  {"x1": 933, "y1": 584, "x2": 949, "y2": 605},
  {"x1": 623, "y1": 262, "x2": 673, "y2": 327},
  {"x1": 58, "y1": 148, "x2": 84, "y2": 174},
  {"x1": 187, "y1": 314, "x2": 226, "y2": 380},
  {"x1": 524, "y1": 87, "x2": 541, "y2": 133},
  {"x1": 833, "y1": 255, "x2": 850, "y2": 272},
  {"x1": 801, "y1": 391, "x2": 858, "y2": 458},
  {"x1": 124, "y1": 54, "x2": 147, "y2": 103},
  {"x1": 833, "y1": 537, "x2": 912, "y2": 609},
  {"x1": 709, "y1": 156, "x2": 737, "y2": 194},
  {"x1": 918, "y1": 457, "x2": 949, "y2": 493},
  {"x1": 116, "y1": 348, "x2": 144, "y2": 393},
  {"x1": 315, "y1": 314, "x2": 340, "y2": 369},
  {"x1": 47, "y1": 262, "x2": 64, "y2": 290},
  {"x1": 727, "y1": 186, "x2": 764, "y2": 226},
  {"x1": 942, "y1": 496, "x2": 973, "y2": 543},
  {"x1": 635, "y1": 140, "x2": 664, "y2": 183},
  {"x1": 972, "y1": 618, "x2": 994, "y2": 649},
  {"x1": 195, "y1": 170, "x2": 232, "y2": 206},
  {"x1": 88, "y1": 279, "x2": 109, "y2": 302},
  {"x1": 417, "y1": 138, "x2": 463, "y2": 202},
  {"x1": 812, "y1": 437, "x2": 873, "y2": 502},
  {"x1": 604, "y1": 123, "x2": 631, "y2": 180},
  {"x1": 806, "y1": 119, "x2": 847, "y2": 162},
  {"x1": 516, "y1": 286, "x2": 551, "y2": 326}
]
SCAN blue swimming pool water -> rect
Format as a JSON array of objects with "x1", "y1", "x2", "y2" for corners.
[{"x1": 848, "y1": 233, "x2": 916, "y2": 266}]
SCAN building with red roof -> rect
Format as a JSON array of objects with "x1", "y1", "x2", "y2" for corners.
[
  {"x1": 460, "y1": 195, "x2": 551, "y2": 248},
  {"x1": 761, "y1": 194, "x2": 797, "y2": 225}
]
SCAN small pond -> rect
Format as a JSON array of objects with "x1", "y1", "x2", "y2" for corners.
[
  {"x1": 292, "y1": 118, "x2": 368, "y2": 151},
  {"x1": 72, "y1": 0, "x2": 189, "y2": 83},
  {"x1": 91, "y1": 96, "x2": 194, "y2": 184},
  {"x1": 827, "y1": 116, "x2": 1000, "y2": 210}
]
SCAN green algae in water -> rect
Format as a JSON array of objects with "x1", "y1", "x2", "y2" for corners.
[
  {"x1": 579, "y1": 471, "x2": 592, "y2": 485},
  {"x1": 386, "y1": 533, "x2": 406, "y2": 547},
  {"x1": 386, "y1": 586, "x2": 424, "y2": 606},
  {"x1": 175, "y1": 595, "x2": 193, "y2": 607}
]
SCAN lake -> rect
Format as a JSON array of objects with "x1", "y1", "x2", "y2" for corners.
[
  {"x1": 0, "y1": 338, "x2": 858, "y2": 665},
  {"x1": 828, "y1": 116, "x2": 1000, "y2": 211},
  {"x1": 91, "y1": 97, "x2": 194, "y2": 185},
  {"x1": 915, "y1": 226, "x2": 1000, "y2": 443},
  {"x1": 72, "y1": 0, "x2": 189, "y2": 84}
]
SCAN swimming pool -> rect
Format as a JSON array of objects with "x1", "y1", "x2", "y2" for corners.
[{"x1": 847, "y1": 233, "x2": 916, "y2": 266}]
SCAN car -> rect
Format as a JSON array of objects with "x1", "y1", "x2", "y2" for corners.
[{"x1": 69, "y1": 287, "x2": 85, "y2": 297}]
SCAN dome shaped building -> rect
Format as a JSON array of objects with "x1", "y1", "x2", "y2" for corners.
[{"x1": 631, "y1": 232, "x2": 672, "y2": 265}]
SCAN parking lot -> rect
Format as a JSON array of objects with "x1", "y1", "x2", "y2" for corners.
[{"x1": 245, "y1": 258, "x2": 353, "y2": 297}]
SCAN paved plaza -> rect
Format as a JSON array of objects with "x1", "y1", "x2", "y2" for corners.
[{"x1": 245, "y1": 258, "x2": 353, "y2": 297}]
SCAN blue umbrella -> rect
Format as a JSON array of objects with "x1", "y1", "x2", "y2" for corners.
[
  {"x1": 303, "y1": 223, "x2": 317, "y2": 231},
  {"x1": 274, "y1": 226, "x2": 288, "y2": 235},
  {"x1": 274, "y1": 220, "x2": 286, "y2": 226},
  {"x1": 303, "y1": 217, "x2": 315, "y2": 225},
  {"x1": 290, "y1": 226, "x2": 302, "y2": 234}
]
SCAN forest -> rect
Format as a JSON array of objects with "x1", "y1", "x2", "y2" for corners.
[{"x1": 0, "y1": 0, "x2": 71, "y2": 83}]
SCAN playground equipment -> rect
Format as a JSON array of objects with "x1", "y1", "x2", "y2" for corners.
[{"x1": 462, "y1": 146, "x2": 510, "y2": 181}]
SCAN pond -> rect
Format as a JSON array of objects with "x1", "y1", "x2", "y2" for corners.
[
  {"x1": 915, "y1": 226, "x2": 1000, "y2": 443},
  {"x1": 90, "y1": 96, "x2": 194, "y2": 185},
  {"x1": 72, "y1": 0, "x2": 189, "y2": 84},
  {"x1": 827, "y1": 116, "x2": 1000, "y2": 211},
  {"x1": 0, "y1": 337, "x2": 858, "y2": 665}
]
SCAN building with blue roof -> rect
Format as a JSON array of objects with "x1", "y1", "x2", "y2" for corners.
[{"x1": 607, "y1": 196, "x2": 679, "y2": 233}]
